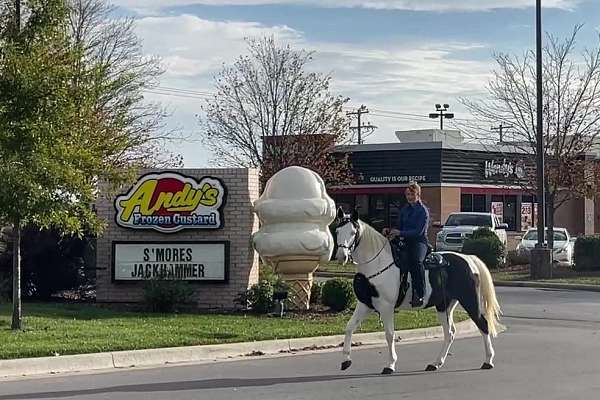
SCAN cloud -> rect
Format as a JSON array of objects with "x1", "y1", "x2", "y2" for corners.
[
  {"x1": 133, "y1": 14, "x2": 493, "y2": 166},
  {"x1": 114, "y1": 0, "x2": 580, "y2": 12},
  {"x1": 137, "y1": 15, "x2": 300, "y2": 79}
]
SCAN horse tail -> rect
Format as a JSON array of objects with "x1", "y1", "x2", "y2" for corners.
[{"x1": 470, "y1": 255, "x2": 502, "y2": 337}]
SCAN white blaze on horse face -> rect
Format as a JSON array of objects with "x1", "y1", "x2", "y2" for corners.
[{"x1": 335, "y1": 221, "x2": 357, "y2": 265}]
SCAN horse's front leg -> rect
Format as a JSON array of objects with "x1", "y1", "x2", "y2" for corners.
[
  {"x1": 380, "y1": 304, "x2": 397, "y2": 374},
  {"x1": 341, "y1": 302, "x2": 371, "y2": 371}
]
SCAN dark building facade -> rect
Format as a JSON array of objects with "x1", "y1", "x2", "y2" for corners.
[{"x1": 330, "y1": 130, "x2": 597, "y2": 242}]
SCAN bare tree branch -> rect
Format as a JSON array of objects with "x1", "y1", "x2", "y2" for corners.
[{"x1": 201, "y1": 36, "x2": 352, "y2": 186}]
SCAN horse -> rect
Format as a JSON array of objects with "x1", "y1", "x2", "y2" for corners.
[{"x1": 334, "y1": 208, "x2": 501, "y2": 375}]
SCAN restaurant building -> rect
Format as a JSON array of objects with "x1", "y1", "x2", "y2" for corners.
[{"x1": 330, "y1": 129, "x2": 598, "y2": 241}]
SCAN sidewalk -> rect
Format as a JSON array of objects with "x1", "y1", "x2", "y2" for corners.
[{"x1": 0, "y1": 320, "x2": 481, "y2": 380}]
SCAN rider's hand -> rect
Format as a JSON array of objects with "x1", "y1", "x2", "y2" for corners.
[
  {"x1": 388, "y1": 229, "x2": 401, "y2": 238},
  {"x1": 382, "y1": 227, "x2": 390, "y2": 236}
]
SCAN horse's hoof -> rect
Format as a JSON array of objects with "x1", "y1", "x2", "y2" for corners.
[
  {"x1": 341, "y1": 360, "x2": 352, "y2": 371},
  {"x1": 381, "y1": 367, "x2": 394, "y2": 375},
  {"x1": 481, "y1": 362, "x2": 494, "y2": 370},
  {"x1": 425, "y1": 364, "x2": 439, "y2": 372}
]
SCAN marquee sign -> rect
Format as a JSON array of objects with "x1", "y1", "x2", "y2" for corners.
[
  {"x1": 115, "y1": 172, "x2": 227, "y2": 233},
  {"x1": 112, "y1": 241, "x2": 228, "y2": 282}
]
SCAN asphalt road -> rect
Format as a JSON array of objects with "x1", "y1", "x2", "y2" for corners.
[{"x1": 1, "y1": 287, "x2": 599, "y2": 400}]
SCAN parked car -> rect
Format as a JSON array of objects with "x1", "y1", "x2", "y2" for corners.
[
  {"x1": 515, "y1": 227, "x2": 575, "y2": 267},
  {"x1": 434, "y1": 212, "x2": 508, "y2": 252}
]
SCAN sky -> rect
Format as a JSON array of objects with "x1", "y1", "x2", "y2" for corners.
[{"x1": 110, "y1": 0, "x2": 600, "y2": 167}]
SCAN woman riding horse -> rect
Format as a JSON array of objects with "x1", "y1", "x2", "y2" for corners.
[{"x1": 383, "y1": 182, "x2": 429, "y2": 307}]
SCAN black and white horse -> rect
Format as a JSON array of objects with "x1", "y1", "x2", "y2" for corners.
[{"x1": 335, "y1": 208, "x2": 501, "y2": 374}]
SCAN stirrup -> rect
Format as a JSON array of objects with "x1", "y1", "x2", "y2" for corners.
[{"x1": 411, "y1": 297, "x2": 424, "y2": 307}]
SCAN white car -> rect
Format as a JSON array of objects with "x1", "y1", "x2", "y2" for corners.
[
  {"x1": 435, "y1": 212, "x2": 508, "y2": 252},
  {"x1": 515, "y1": 228, "x2": 575, "y2": 266}
]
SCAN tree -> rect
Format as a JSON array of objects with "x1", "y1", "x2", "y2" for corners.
[
  {"x1": 0, "y1": 0, "x2": 178, "y2": 329},
  {"x1": 201, "y1": 36, "x2": 353, "y2": 187},
  {"x1": 461, "y1": 25, "x2": 600, "y2": 249},
  {"x1": 66, "y1": 0, "x2": 182, "y2": 169}
]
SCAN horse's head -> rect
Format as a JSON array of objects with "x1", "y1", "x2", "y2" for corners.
[{"x1": 334, "y1": 206, "x2": 361, "y2": 265}]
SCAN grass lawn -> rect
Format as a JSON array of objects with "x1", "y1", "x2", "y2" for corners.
[
  {"x1": 492, "y1": 265, "x2": 600, "y2": 285},
  {"x1": 317, "y1": 262, "x2": 354, "y2": 274},
  {"x1": 0, "y1": 302, "x2": 467, "y2": 360}
]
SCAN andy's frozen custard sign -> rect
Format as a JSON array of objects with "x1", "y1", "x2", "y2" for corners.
[{"x1": 115, "y1": 172, "x2": 227, "y2": 233}]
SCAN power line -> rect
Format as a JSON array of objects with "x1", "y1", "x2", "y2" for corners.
[
  {"x1": 155, "y1": 86, "x2": 215, "y2": 96},
  {"x1": 369, "y1": 113, "x2": 432, "y2": 123},
  {"x1": 144, "y1": 90, "x2": 211, "y2": 100},
  {"x1": 144, "y1": 85, "x2": 483, "y2": 125}
]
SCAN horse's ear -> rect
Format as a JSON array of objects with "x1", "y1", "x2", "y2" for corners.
[
  {"x1": 336, "y1": 206, "x2": 344, "y2": 221},
  {"x1": 351, "y1": 208, "x2": 359, "y2": 222}
]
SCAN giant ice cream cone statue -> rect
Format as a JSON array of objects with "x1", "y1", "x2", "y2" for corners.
[{"x1": 252, "y1": 166, "x2": 336, "y2": 310}]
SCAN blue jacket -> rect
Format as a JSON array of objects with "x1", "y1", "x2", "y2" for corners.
[{"x1": 396, "y1": 201, "x2": 430, "y2": 243}]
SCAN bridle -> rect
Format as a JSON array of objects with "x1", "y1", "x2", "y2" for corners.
[
  {"x1": 336, "y1": 218, "x2": 362, "y2": 258},
  {"x1": 336, "y1": 218, "x2": 391, "y2": 274}
]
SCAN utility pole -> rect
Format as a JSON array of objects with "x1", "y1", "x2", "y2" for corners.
[
  {"x1": 347, "y1": 105, "x2": 369, "y2": 144},
  {"x1": 492, "y1": 123, "x2": 513, "y2": 143},
  {"x1": 428, "y1": 104, "x2": 454, "y2": 130}
]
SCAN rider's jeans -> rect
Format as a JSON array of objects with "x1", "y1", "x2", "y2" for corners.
[{"x1": 407, "y1": 241, "x2": 427, "y2": 298}]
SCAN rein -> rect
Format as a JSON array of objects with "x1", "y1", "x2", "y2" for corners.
[{"x1": 337, "y1": 218, "x2": 395, "y2": 280}]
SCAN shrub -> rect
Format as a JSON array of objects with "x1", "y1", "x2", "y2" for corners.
[
  {"x1": 236, "y1": 264, "x2": 292, "y2": 313},
  {"x1": 245, "y1": 280, "x2": 275, "y2": 314},
  {"x1": 462, "y1": 232, "x2": 505, "y2": 269},
  {"x1": 321, "y1": 278, "x2": 355, "y2": 312},
  {"x1": 471, "y1": 227, "x2": 497, "y2": 240},
  {"x1": 574, "y1": 236, "x2": 600, "y2": 271},
  {"x1": 142, "y1": 279, "x2": 194, "y2": 313},
  {"x1": 310, "y1": 281, "x2": 323, "y2": 305},
  {"x1": 0, "y1": 274, "x2": 10, "y2": 303},
  {"x1": 0, "y1": 227, "x2": 93, "y2": 299},
  {"x1": 259, "y1": 263, "x2": 279, "y2": 286}
]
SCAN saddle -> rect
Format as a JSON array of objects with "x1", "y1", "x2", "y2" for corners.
[
  {"x1": 389, "y1": 239, "x2": 449, "y2": 307},
  {"x1": 389, "y1": 239, "x2": 444, "y2": 272}
]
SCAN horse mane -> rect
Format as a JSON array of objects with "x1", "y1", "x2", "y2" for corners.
[{"x1": 358, "y1": 220, "x2": 389, "y2": 253}]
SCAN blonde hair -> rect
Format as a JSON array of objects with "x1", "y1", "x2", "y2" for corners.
[{"x1": 406, "y1": 181, "x2": 421, "y2": 197}]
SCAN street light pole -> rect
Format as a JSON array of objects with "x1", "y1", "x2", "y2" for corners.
[
  {"x1": 428, "y1": 104, "x2": 454, "y2": 130},
  {"x1": 531, "y1": 0, "x2": 552, "y2": 279},
  {"x1": 535, "y1": 0, "x2": 545, "y2": 248}
]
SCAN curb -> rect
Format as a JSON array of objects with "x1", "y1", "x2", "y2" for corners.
[
  {"x1": 316, "y1": 272, "x2": 600, "y2": 293},
  {"x1": 0, "y1": 320, "x2": 483, "y2": 379},
  {"x1": 493, "y1": 280, "x2": 600, "y2": 292}
]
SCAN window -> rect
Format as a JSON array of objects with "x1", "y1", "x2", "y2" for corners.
[
  {"x1": 523, "y1": 230, "x2": 568, "y2": 241},
  {"x1": 368, "y1": 195, "x2": 387, "y2": 232},
  {"x1": 461, "y1": 194, "x2": 473, "y2": 212},
  {"x1": 333, "y1": 195, "x2": 355, "y2": 213},
  {"x1": 473, "y1": 195, "x2": 486, "y2": 212},
  {"x1": 461, "y1": 193, "x2": 486, "y2": 212},
  {"x1": 445, "y1": 214, "x2": 493, "y2": 227},
  {"x1": 388, "y1": 194, "x2": 406, "y2": 228}
]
